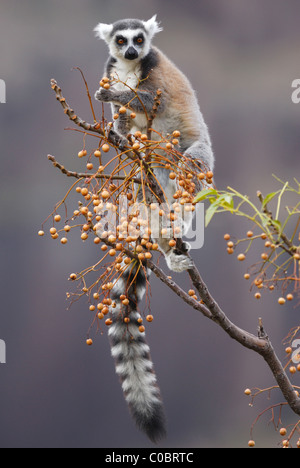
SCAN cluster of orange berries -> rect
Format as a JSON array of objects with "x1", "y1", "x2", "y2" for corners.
[
  {"x1": 244, "y1": 387, "x2": 300, "y2": 448},
  {"x1": 40, "y1": 114, "x2": 211, "y2": 346},
  {"x1": 224, "y1": 232, "x2": 298, "y2": 305}
]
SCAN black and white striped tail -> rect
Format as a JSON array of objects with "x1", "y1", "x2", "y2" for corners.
[{"x1": 108, "y1": 264, "x2": 166, "y2": 443}]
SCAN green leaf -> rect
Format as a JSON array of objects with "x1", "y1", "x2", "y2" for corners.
[
  {"x1": 271, "y1": 219, "x2": 282, "y2": 230},
  {"x1": 262, "y1": 192, "x2": 277, "y2": 208},
  {"x1": 205, "y1": 199, "x2": 221, "y2": 226},
  {"x1": 193, "y1": 188, "x2": 218, "y2": 204}
]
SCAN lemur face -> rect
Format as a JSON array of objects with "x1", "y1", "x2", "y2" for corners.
[
  {"x1": 94, "y1": 16, "x2": 163, "y2": 62},
  {"x1": 113, "y1": 30, "x2": 147, "y2": 61}
]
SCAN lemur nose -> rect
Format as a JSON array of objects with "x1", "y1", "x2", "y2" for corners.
[{"x1": 125, "y1": 47, "x2": 138, "y2": 60}]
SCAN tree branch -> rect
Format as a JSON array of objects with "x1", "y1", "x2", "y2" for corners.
[{"x1": 47, "y1": 154, "x2": 141, "y2": 184}]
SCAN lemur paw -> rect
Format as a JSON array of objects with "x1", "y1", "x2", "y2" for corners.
[
  {"x1": 94, "y1": 87, "x2": 113, "y2": 102},
  {"x1": 165, "y1": 251, "x2": 194, "y2": 273}
]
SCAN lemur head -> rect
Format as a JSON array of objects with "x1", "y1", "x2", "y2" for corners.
[{"x1": 94, "y1": 15, "x2": 162, "y2": 62}]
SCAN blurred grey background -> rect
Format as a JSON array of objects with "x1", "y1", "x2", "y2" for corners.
[{"x1": 0, "y1": 0, "x2": 299, "y2": 448}]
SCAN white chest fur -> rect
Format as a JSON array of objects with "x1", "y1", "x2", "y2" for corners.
[{"x1": 110, "y1": 60, "x2": 141, "y2": 91}]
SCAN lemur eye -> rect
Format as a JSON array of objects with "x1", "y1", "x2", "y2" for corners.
[
  {"x1": 116, "y1": 37, "x2": 127, "y2": 45},
  {"x1": 137, "y1": 37, "x2": 143, "y2": 44}
]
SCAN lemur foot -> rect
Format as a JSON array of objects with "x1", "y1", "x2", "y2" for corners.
[
  {"x1": 165, "y1": 251, "x2": 194, "y2": 273},
  {"x1": 106, "y1": 128, "x2": 128, "y2": 151}
]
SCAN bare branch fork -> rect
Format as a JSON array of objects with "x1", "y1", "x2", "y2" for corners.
[{"x1": 49, "y1": 78, "x2": 300, "y2": 423}]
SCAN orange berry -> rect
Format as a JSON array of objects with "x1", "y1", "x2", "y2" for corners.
[
  {"x1": 81, "y1": 233, "x2": 88, "y2": 241},
  {"x1": 169, "y1": 239, "x2": 176, "y2": 248},
  {"x1": 169, "y1": 172, "x2": 176, "y2": 180},
  {"x1": 54, "y1": 214, "x2": 61, "y2": 222},
  {"x1": 244, "y1": 274, "x2": 250, "y2": 280},
  {"x1": 290, "y1": 366, "x2": 297, "y2": 375},
  {"x1": 280, "y1": 428, "x2": 287, "y2": 436},
  {"x1": 86, "y1": 339, "x2": 93, "y2": 346},
  {"x1": 188, "y1": 289, "x2": 196, "y2": 296},
  {"x1": 278, "y1": 297, "x2": 286, "y2": 305},
  {"x1": 119, "y1": 107, "x2": 127, "y2": 114},
  {"x1": 38, "y1": 230, "x2": 45, "y2": 237},
  {"x1": 60, "y1": 237, "x2": 68, "y2": 245},
  {"x1": 109, "y1": 249, "x2": 116, "y2": 257},
  {"x1": 146, "y1": 315, "x2": 154, "y2": 322},
  {"x1": 78, "y1": 149, "x2": 87, "y2": 158},
  {"x1": 287, "y1": 294, "x2": 294, "y2": 301},
  {"x1": 94, "y1": 150, "x2": 101, "y2": 158},
  {"x1": 101, "y1": 190, "x2": 110, "y2": 199},
  {"x1": 244, "y1": 389, "x2": 251, "y2": 396},
  {"x1": 69, "y1": 273, "x2": 77, "y2": 280},
  {"x1": 50, "y1": 227, "x2": 57, "y2": 235},
  {"x1": 255, "y1": 293, "x2": 261, "y2": 300},
  {"x1": 247, "y1": 231, "x2": 254, "y2": 238},
  {"x1": 224, "y1": 234, "x2": 231, "y2": 240},
  {"x1": 139, "y1": 325, "x2": 145, "y2": 333},
  {"x1": 206, "y1": 171, "x2": 214, "y2": 180},
  {"x1": 238, "y1": 254, "x2": 246, "y2": 261},
  {"x1": 130, "y1": 112, "x2": 136, "y2": 119},
  {"x1": 102, "y1": 144, "x2": 110, "y2": 153},
  {"x1": 105, "y1": 318, "x2": 113, "y2": 326},
  {"x1": 248, "y1": 440, "x2": 255, "y2": 448},
  {"x1": 81, "y1": 187, "x2": 89, "y2": 196},
  {"x1": 86, "y1": 163, "x2": 94, "y2": 171}
]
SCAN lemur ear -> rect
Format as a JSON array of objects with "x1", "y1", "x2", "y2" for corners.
[
  {"x1": 143, "y1": 15, "x2": 163, "y2": 38},
  {"x1": 94, "y1": 23, "x2": 113, "y2": 42}
]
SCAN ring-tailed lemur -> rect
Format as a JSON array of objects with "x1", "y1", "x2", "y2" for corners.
[{"x1": 94, "y1": 16, "x2": 214, "y2": 443}]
